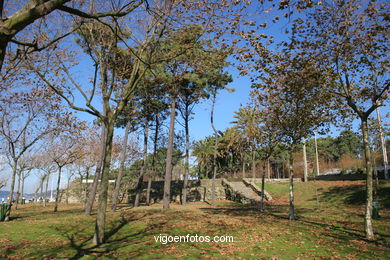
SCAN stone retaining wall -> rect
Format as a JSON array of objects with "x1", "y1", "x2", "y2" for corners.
[{"x1": 128, "y1": 180, "x2": 226, "y2": 204}]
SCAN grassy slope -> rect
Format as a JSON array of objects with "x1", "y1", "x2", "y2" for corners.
[{"x1": 0, "y1": 181, "x2": 389, "y2": 259}]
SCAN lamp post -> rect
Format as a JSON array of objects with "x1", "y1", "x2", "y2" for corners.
[{"x1": 314, "y1": 132, "x2": 320, "y2": 176}]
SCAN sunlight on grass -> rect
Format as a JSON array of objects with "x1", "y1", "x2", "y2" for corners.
[{"x1": 0, "y1": 181, "x2": 389, "y2": 259}]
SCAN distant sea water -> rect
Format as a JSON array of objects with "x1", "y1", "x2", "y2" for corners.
[{"x1": 0, "y1": 190, "x2": 46, "y2": 201}]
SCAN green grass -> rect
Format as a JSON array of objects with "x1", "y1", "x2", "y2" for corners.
[{"x1": 0, "y1": 180, "x2": 389, "y2": 259}]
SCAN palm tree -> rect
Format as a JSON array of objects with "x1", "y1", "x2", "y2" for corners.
[
  {"x1": 231, "y1": 106, "x2": 261, "y2": 179},
  {"x1": 219, "y1": 128, "x2": 245, "y2": 177},
  {"x1": 192, "y1": 137, "x2": 216, "y2": 179}
]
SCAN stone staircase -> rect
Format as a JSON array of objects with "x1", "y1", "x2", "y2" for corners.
[{"x1": 222, "y1": 179, "x2": 272, "y2": 205}]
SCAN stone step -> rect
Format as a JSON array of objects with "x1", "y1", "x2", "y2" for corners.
[
  {"x1": 229, "y1": 182, "x2": 261, "y2": 201},
  {"x1": 222, "y1": 179, "x2": 262, "y2": 205}
]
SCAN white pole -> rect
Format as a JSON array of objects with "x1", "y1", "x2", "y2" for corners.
[
  {"x1": 50, "y1": 173, "x2": 54, "y2": 201},
  {"x1": 314, "y1": 132, "x2": 320, "y2": 176},
  {"x1": 376, "y1": 107, "x2": 388, "y2": 179},
  {"x1": 303, "y1": 138, "x2": 308, "y2": 182}
]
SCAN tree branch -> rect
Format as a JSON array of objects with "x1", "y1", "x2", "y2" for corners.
[{"x1": 57, "y1": 1, "x2": 144, "y2": 19}]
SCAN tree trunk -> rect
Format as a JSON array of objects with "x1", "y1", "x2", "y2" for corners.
[
  {"x1": 267, "y1": 158, "x2": 271, "y2": 179},
  {"x1": 147, "y1": 115, "x2": 160, "y2": 206},
  {"x1": 112, "y1": 121, "x2": 131, "y2": 211},
  {"x1": 54, "y1": 166, "x2": 62, "y2": 212},
  {"x1": 15, "y1": 170, "x2": 21, "y2": 210},
  {"x1": 230, "y1": 153, "x2": 234, "y2": 177},
  {"x1": 134, "y1": 122, "x2": 149, "y2": 207},
  {"x1": 85, "y1": 126, "x2": 106, "y2": 216},
  {"x1": 252, "y1": 144, "x2": 256, "y2": 179},
  {"x1": 0, "y1": 39, "x2": 8, "y2": 72},
  {"x1": 182, "y1": 105, "x2": 190, "y2": 205},
  {"x1": 44, "y1": 173, "x2": 50, "y2": 207},
  {"x1": 210, "y1": 90, "x2": 218, "y2": 205},
  {"x1": 93, "y1": 121, "x2": 114, "y2": 245},
  {"x1": 303, "y1": 139, "x2": 308, "y2": 182},
  {"x1": 66, "y1": 175, "x2": 70, "y2": 205},
  {"x1": 288, "y1": 152, "x2": 295, "y2": 220},
  {"x1": 260, "y1": 160, "x2": 266, "y2": 212},
  {"x1": 84, "y1": 168, "x2": 90, "y2": 205},
  {"x1": 361, "y1": 118, "x2": 375, "y2": 240},
  {"x1": 146, "y1": 178, "x2": 152, "y2": 205},
  {"x1": 21, "y1": 174, "x2": 25, "y2": 206},
  {"x1": 163, "y1": 96, "x2": 176, "y2": 210},
  {"x1": 34, "y1": 181, "x2": 40, "y2": 203},
  {"x1": 242, "y1": 154, "x2": 246, "y2": 178},
  {"x1": 376, "y1": 107, "x2": 388, "y2": 179},
  {"x1": 314, "y1": 132, "x2": 320, "y2": 176},
  {"x1": 5, "y1": 160, "x2": 18, "y2": 221},
  {"x1": 34, "y1": 175, "x2": 46, "y2": 202}
]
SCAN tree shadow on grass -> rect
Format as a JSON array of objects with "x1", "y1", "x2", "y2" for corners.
[
  {"x1": 35, "y1": 211, "x2": 169, "y2": 259},
  {"x1": 199, "y1": 202, "x2": 313, "y2": 221},
  {"x1": 320, "y1": 184, "x2": 390, "y2": 209},
  {"x1": 298, "y1": 218, "x2": 390, "y2": 246},
  {"x1": 62, "y1": 216, "x2": 132, "y2": 259},
  {"x1": 200, "y1": 201, "x2": 390, "y2": 247}
]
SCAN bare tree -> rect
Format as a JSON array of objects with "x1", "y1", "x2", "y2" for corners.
[
  {"x1": 38, "y1": 159, "x2": 56, "y2": 207},
  {"x1": 0, "y1": 87, "x2": 62, "y2": 221},
  {"x1": 291, "y1": 0, "x2": 389, "y2": 239},
  {"x1": 46, "y1": 134, "x2": 80, "y2": 212},
  {"x1": 14, "y1": 152, "x2": 35, "y2": 209}
]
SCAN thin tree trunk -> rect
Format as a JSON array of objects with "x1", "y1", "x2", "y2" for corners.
[
  {"x1": 134, "y1": 122, "x2": 149, "y2": 207},
  {"x1": 288, "y1": 152, "x2": 295, "y2": 220},
  {"x1": 21, "y1": 173, "x2": 25, "y2": 206},
  {"x1": 147, "y1": 115, "x2": 160, "y2": 206},
  {"x1": 210, "y1": 90, "x2": 218, "y2": 205},
  {"x1": 267, "y1": 158, "x2": 271, "y2": 179},
  {"x1": 5, "y1": 160, "x2": 17, "y2": 221},
  {"x1": 376, "y1": 107, "x2": 388, "y2": 179},
  {"x1": 66, "y1": 175, "x2": 70, "y2": 205},
  {"x1": 39, "y1": 175, "x2": 45, "y2": 203},
  {"x1": 15, "y1": 170, "x2": 21, "y2": 209},
  {"x1": 35, "y1": 175, "x2": 46, "y2": 202},
  {"x1": 93, "y1": 121, "x2": 114, "y2": 245},
  {"x1": 303, "y1": 139, "x2": 308, "y2": 182},
  {"x1": 260, "y1": 160, "x2": 266, "y2": 212},
  {"x1": 54, "y1": 166, "x2": 62, "y2": 212},
  {"x1": 231, "y1": 153, "x2": 234, "y2": 177},
  {"x1": 361, "y1": 118, "x2": 374, "y2": 240},
  {"x1": 252, "y1": 144, "x2": 256, "y2": 179},
  {"x1": 163, "y1": 96, "x2": 176, "y2": 210},
  {"x1": 242, "y1": 156, "x2": 246, "y2": 178},
  {"x1": 84, "y1": 168, "x2": 90, "y2": 206},
  {"x1": 146, "y1": 178, "x2": 152, "y2": 205},
  {"x1": 112, "y1": 121, "x2": 131, "y2": 211},
  {"x1": 182, "y1": 105, "x2": 190, "y2": 205},
  {"x1": 44, "y1": 173, "x2": 50, "y2": 207},
  {"x1": 85, "y1": 126, "x2": 106, "y2": 216}
]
